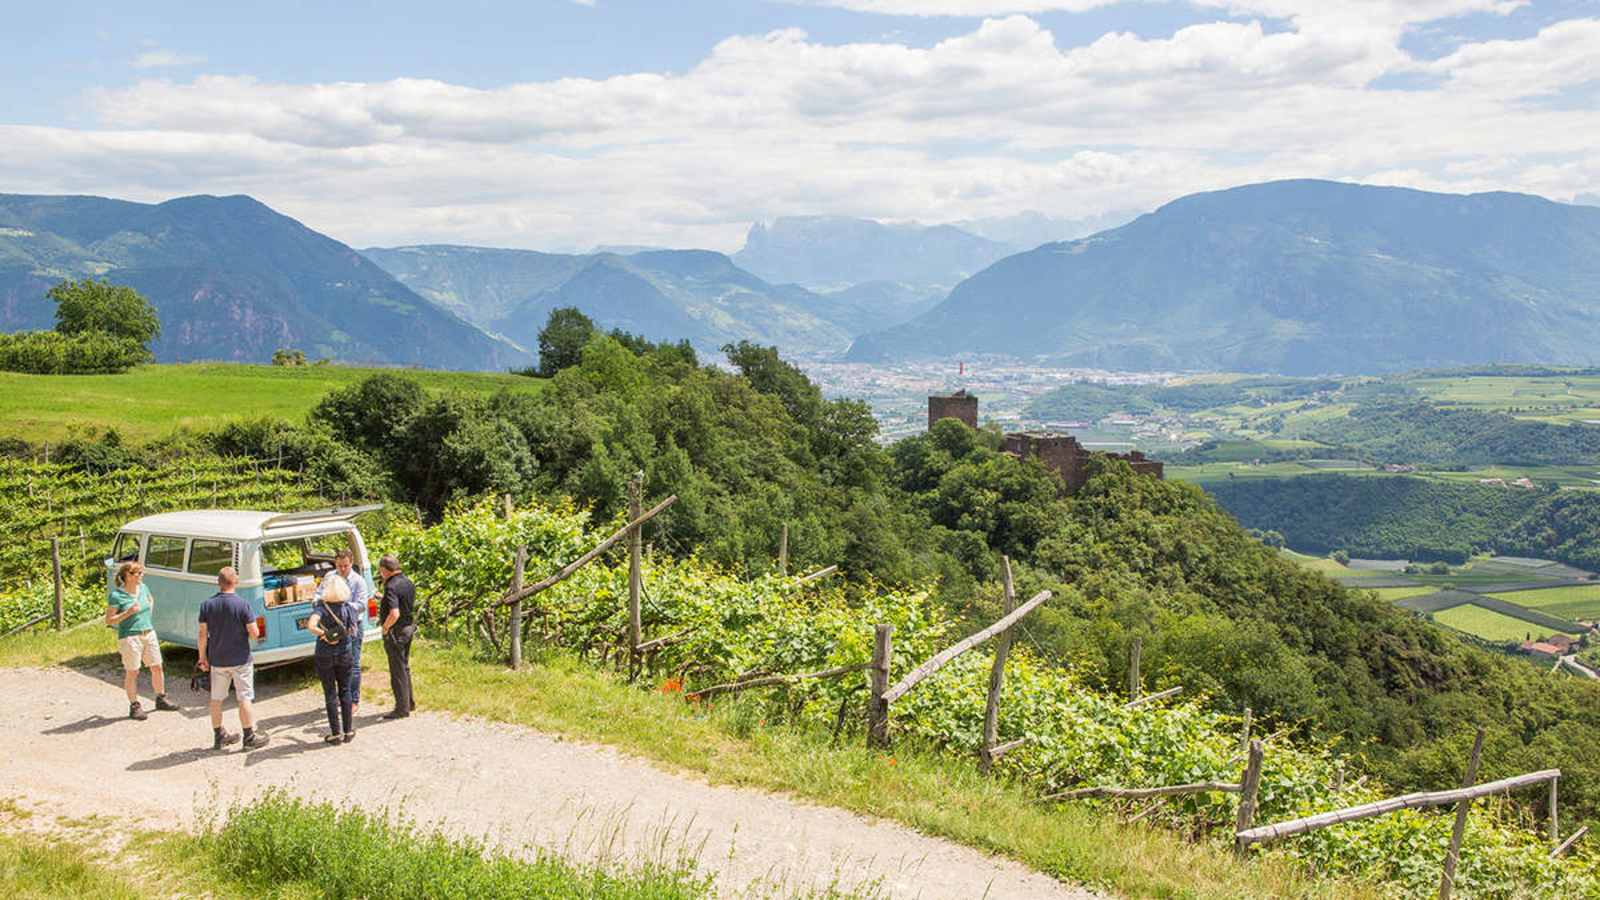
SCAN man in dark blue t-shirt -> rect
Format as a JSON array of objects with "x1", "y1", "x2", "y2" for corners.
[{"x1": 197, "y1": 567, "x2": 269, "y2": 751}]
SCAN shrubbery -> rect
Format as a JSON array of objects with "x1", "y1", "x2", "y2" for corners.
[{"x1": 0, "y1": 330, "x2": 151, "y2": 374}]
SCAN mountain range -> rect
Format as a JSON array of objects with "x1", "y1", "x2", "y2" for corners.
[
  {"x1": 0, "y1": 193, "x2": 529, "y2": 370},
  {"x1": 847, "y1": 180, "x2": 1600, "y2": 375},
  {"x1": 362, "y1": 245, "x2": 937, "y2": 356}
]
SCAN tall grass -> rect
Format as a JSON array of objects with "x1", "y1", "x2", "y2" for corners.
[{"x1": 200, "y1": 791, "x2": 715, "y2": 900}]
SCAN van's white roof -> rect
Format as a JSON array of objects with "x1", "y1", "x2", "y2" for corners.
[{"x1": 121, "y1": 509, "x2": 362, "y2": 541}]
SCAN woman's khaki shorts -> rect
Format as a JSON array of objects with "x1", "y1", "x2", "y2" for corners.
[{"x1": 117, "y1": 630, "x2": 162, "y2": 671}]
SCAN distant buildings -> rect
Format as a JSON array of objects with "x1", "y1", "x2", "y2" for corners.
[{"x1": 928, "y1": 391, "x2": 1163, "y2": 492}]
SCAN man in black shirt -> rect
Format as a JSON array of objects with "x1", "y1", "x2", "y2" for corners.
[{"x1": 378, "y1": 554, "x2": 417, "y2": 719}]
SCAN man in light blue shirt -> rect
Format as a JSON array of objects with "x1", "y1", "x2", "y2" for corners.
[{"x1": 314, "y1": 549, "x2": 372, "y2": 718}]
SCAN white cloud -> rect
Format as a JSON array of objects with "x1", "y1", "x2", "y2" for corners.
[
  {"x1": 1, "y1": 6, "x2": 1592, "y2": 252},
  {"x1": 132, "y1": 49, "x2": 206, "y2": 69}
]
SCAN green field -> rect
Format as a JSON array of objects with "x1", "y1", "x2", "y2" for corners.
[
  {"x1": 0, "y1": 364, "x2": 545, "y2": 443},
  {"x1": 1489, "y1": 585, "x2": 1600, "y2": 622},
  {"x1": 1370, "y1": 586, "x2": 1436, "y2": 602},
  {"x1": 1432, "y1": 603, "x2": 1574, "y2": 642},
  {"x1": 1410, "y1": 374, "x2": 1600, "y2": 424}
]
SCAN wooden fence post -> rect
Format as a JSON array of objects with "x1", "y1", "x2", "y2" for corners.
[
  {"x1": 51, "y1": 538, "x2": 63, "y2": 631},
  {"x1": 509, "y1": 546, "x2": 527, "y2": 670},
  {"x1": 1234, "y1": 739, "x2": 1265, "y2": 859},
  {"x1": 1240, "y1": 707, "x2": 1253, "y2": 754},
  {"x1": 868, "y1": 624, "x2": 893, "y2": 749},
  {"x1": 1128, "y1": 636, "x2": 1142, "y2": 702},
  {"x1": 1439, "y1": 727, "x2": 1485, "y2": 900},
  {"x1": 1549, "y1": 776, "x2": 1559, "y2": 850},
  {"x1": 980, "y1": 555, "x2": 1019, "y2": 774},
  {"x1": 627, "y1": 474, "x2": 643, "y2": 673},
  {"x1": 778, "y1": 523, "x2": 788, "y2": 576},
  {"x1": 503, "y1": 493, "x2": 514, "y2": 519}
]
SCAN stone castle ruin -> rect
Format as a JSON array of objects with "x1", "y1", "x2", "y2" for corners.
[{"x1": 928, "y1": 391, "x2": 1164, "y2": 493}]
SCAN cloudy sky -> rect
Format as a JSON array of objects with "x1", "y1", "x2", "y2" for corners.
[{"x1": 3, "y1": 0, "x2": 1597, "y2": 251}]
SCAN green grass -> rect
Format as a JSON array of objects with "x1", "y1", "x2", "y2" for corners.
[
  {"x1": 1370, "y1": 587, "x2": 1436, "y2": 603},
  {"x1": 200, "y1": 793, "x2": 717, "y2": 900},
  {"x1": 1432, "y1": 604, "x2": 1573, "y2": 643},
  {"x1": 1489, "y1": 585, "x2": 1600, "y2": 622},
  {"x1": 0, "y1": 798, "x2": 728, "y2": 900},
  {"x1": 0, "y1": 363, "x2": 544, "y2": 444},
  {"x1": 0, "y1": 831, "x2": 147, "y2": 900},
  {"x1": 1, "y1": 628, "x2": 1375, "y2": 899}
]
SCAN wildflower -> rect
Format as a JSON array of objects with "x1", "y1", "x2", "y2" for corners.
[{"x1": 659, "y1": 677, "x2": 683, "y2": 694}]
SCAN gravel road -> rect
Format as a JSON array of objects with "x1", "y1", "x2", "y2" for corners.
[{"x1": 0, "y1": 665, "x2": 1098, "y2": 899}]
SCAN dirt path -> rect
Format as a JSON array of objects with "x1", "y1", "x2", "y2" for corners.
[{"x1": 0, "y1": 666, "x2": 1097, "y2": 899}]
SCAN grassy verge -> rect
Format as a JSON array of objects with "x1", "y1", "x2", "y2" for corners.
[
  {"x1": 0, "y1": 795, "x2": 725, "y2": 900},
  {"x1": 2, "y1": 628, "x2": 1377, "y2": 898}
]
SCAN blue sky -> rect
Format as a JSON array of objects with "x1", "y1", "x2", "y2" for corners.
[{"x1": 2, "y1": 1, "x2": 1596, "y2": 250}]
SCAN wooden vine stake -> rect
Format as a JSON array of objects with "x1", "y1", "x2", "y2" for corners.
[
  {"x1": 868, "y1": 624, "x2": 894, "y2": 749},
  {"x1": 1233, "y1": 739, "x2": 1265, "y2": 860},
  {"x1": 1128, "y1": 635, "x2": 1142, "y2": 702},
  {"x1": 627, "y1": 474, "x2": 643, "y2": 675},
  {"x1": 509, "y1": 545, "x2": 526, "y2": 670},
  {"x1": 1439, "y1": 727, "x2": 1485, "y2": 900},
  {"x1": 778, "y1": 522, "x2": 788, "y2": 576},
  {"x1": 980, "y1": 555, "x2": 1019, "y2": 774},
  {"x1": 51, "y1": 538, "x2": 63, "y2": 631}
]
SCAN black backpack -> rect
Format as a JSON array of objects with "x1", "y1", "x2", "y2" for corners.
[{"x1": 318, "y1": 600, "x2": 349, "y2": 646}]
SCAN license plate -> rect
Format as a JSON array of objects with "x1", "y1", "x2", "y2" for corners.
[{"x1": 295, "y1": 616, "x2": 310, "y2": 631}]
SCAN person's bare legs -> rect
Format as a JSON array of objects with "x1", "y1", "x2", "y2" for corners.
[
  {"x1": 209, "y1": 699, "x2": 224, "y2": 730},
  {"x1": 150, "y1": 665, "x2": 164, "y2": 697},
  {"x1": 237, "y1": 696, "x2": 256, "y2": 731},
  {"x1": 123, "y1": 668, "x2": 140, "y2": 704}
]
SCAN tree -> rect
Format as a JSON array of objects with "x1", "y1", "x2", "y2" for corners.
[
  {"x1": 538, "y1": 307, "x2": 595, "y2": 376},
  {"x1": 272, "y1": 348, "x2": 307, "y2": 366},
  {"x1": 48, "y1": 280, "x2": 161, "y2": 347}
]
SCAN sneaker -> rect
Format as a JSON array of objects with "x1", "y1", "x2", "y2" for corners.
[
  {"x1": 242, "y1": 732, "x2": 270, "y2": 750},
  {"x1": 342, "y1": 731, "x2": 355, "y2": 744},
  {"x1": 129, "y1": 701, "x2": 148, "y2": 721},
  {"x1": 324, "y1": 733, "x2": 343, "y2": 745},
  {"x1": 154, "y1": 695, "x2": 180, "y2": 711},
  {"x1": 213, "y1": 730, "x2": 239, "y2": 750},
  {"x1": 382, "y1": 710, "x2": 409, "y2": 720}
]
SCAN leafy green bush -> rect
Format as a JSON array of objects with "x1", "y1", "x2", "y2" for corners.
[
  {"x1": 0, "y1": 581, "x2": 103, "y2": 634},
  {"x1": 0, "y1": 330, "x2": 151, "y2": 375},
  {"x1": 201, "y1": 791, "x2": 712, "y2": 899}
]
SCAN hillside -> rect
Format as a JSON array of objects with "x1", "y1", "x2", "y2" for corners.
[
  {"x1": 732, "y1": 215, "x2": 1013, "y2": 290},
  {"x1": 0, "y1": 363, "x2": 543, "y2": 444},
  {"x1": 848, "y1": 180, "x2": 1600, "y2": 374},
  {"x1": 0, "y1": 194, "x2": 529, "y2": 370},
  {"x1": 365, "y1": 244, "x2": 862, "y2": 354}
]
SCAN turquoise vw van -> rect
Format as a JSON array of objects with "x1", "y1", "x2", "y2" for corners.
[{"x1": 106, "y1": 506, "x2": 383, "y2": 665}]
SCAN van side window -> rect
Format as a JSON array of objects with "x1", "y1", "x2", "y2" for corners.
[
  {"x1": 145, "y1": 535, "x2": 187, "y2": 570},
  {"x1": 112, "y1": 533, "x2": 139, "y2": 563},
  {"x1": 188, "y1": 540, "x2": 234, "y2": 576}
]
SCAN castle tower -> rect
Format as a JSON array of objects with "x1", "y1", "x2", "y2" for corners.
[{"x1": 928, "y1": 390, "x2": 978, "y2": 430}]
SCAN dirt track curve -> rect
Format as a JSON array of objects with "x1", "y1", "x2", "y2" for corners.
[{"x1": 0, "y1": 666, "x2": 1098, "y2": 899}]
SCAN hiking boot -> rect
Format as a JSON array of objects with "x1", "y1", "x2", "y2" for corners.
[
  {"x1": 382, "y1": 710, "x2": 409, "y2": 720},
  {"x1": 129, "y1": 701, "x2": 148, "y2": 721},
  {"x1": 213, "y1": 730, "x2": 239, "y2": 750},
  {"x1": 154, "y1": 694, "x2": 180, "y2": 712},
  {"x1": 242, "y1": 731, "x2": 270, "y2": 750}
]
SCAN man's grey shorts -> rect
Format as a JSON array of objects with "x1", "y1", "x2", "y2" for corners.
[{"x1": 209, "y1": 663, "x2": 255, "y2": 702}]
